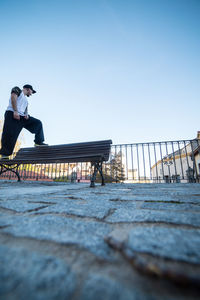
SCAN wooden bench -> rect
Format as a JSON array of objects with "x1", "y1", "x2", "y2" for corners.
[{"x1": 0, "y1": 139, "x2": 112, "y2": 187}]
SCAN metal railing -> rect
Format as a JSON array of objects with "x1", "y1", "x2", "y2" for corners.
[
  {"x1": 107, "y1": 139, "x2": 200, "y2": 183},
  {"x1": 1, "y1": 139, "x2": 200, "y2": 183}
]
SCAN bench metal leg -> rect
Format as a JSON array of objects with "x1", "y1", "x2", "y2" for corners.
[
  {"x1": 0, "y1": 164, "x2": 21, "y2": 182},
  {"x1": 90, "y1": 162, "x2": 105, "y2": 187},
  {"x1": 99, "y1": 163, "x2": 105, "y2": 186}
]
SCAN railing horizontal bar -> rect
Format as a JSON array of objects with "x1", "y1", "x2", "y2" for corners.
[{"x1": 114, "y1": 139, "x2": 195, "y2": 147}]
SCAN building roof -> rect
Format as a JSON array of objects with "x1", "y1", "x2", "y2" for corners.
[{"x1": 193, "y1": 145, "x2": 200, "y2": 156}]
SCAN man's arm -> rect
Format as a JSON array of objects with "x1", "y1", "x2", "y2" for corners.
[
  {"x1": 24, "y1": 106, "x2": 29, "y2": 120},
  {"x1": 11, "y1": 93, "x2": 20, "y2": 120}
]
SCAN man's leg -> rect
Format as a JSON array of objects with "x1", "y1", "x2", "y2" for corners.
[
  {"x1": 0, "y1": 111, "x2": 23, "y2": 156},
  {"x1": 23, "y1": 116, "x2": 45, "y2": 144}
]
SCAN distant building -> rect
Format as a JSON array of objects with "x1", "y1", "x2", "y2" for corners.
[
  {"x1": 192, "y1": 141, "x2": 200, "y2": 180},
  {"x1": 124, "y1": 168, "x2": 138, "y2": 183},
  {"x1": 151, "y1": 131, "x2": 200, "y2": 183}
]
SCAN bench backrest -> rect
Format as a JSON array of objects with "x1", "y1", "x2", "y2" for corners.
[{"x1": 11, "y1": 140, "x2": 112, "y2": 164}]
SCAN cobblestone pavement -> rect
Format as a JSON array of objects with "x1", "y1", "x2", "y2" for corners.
[{"x1": 0, "y1": 181, "x2": 200, "y2": 300}]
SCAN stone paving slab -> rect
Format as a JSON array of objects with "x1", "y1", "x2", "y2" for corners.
[
  {"x1": 127, "y1": 226, "x2": 200, "y2": 264},
  {"x1": 35, "y1": 199, "x2": 114, "y2": 219},
  {"x1": 0, "y1": 244, "x2": 76, "y2": 300},
  {"x1": 0, "y1": 214, "x2": 112, "y2": 260},
  {"x1": 139, "y1": 202, "x2": 200, "y2": 211},
  {"x1": 79, "y1": 273, "x2": 143, "y2": 300},
  {"x1": 106, "y1": 208, "x2": 200, "y2": 226},
  {"x1": 0, "y1": 181, "x2": 200, "y2": 300},
  {"x1": 0, "y1": 200, "x2": 51, "y2": 213}
]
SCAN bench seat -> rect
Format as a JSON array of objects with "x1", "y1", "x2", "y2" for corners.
[{"x1": 0, "y1": 139, "x2": 112, "y2": 187}]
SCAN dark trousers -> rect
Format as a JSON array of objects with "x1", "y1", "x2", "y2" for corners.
[{"x1": 0, "y1": 111, "x2": 45, "y2": 156}]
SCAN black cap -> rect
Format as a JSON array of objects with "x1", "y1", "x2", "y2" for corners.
[{"x1": 23, "y1": 84, "x2": 36, "y2": 94}]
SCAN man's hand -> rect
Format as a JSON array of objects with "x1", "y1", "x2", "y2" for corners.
[
  {"x1": 13, "y1": 111, "x2": 20, "y2": 120},
  {"x1": 24, "y1": 115, "x2": 29, "y2": 120}
]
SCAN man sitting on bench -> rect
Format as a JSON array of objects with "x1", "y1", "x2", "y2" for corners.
[{"x1": 0, "y1": 84, "x2": 48, "y2": 159}]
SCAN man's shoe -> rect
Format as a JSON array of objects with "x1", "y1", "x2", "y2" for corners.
[
  {"x1": 34, "y1": 142, "x2": 48, "y2": 147},
  {"x1": 0, "y1": 154, "x2": 10, "y2": 160}
]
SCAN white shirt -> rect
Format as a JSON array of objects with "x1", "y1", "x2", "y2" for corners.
[{"x1": 7, "y1": 91, "x2": 28, "y2": 116}]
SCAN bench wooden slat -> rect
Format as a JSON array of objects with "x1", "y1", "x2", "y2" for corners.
[
  {"x1": 15, "y1": 145, "x2": 111, "y2": 154},
  {"x1": 4, "y1": 153, "x2": 104, "y2": 165},
  {"x1": 20, "y1": 139, "x2": 112, "y2": 149},
  {"x1": 14, "y1": 149, "x2": 110, "y2": 160}
]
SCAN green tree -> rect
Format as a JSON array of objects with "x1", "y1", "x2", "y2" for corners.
[{"x1": 96, "y1": 151, "x2": 126, "y2": 183}]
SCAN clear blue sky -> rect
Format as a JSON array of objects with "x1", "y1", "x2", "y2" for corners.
[{"x1": 0, "y1": 0, "x2": 199, "y2": 146}]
